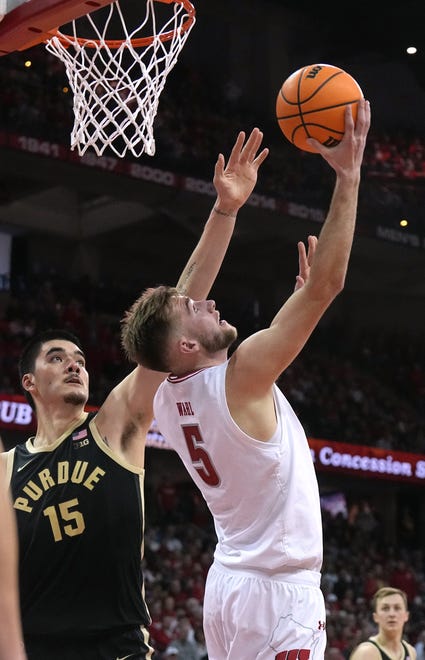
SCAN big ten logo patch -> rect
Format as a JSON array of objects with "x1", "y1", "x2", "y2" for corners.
[
  {"x1": 72, "y1": 428, "x2": 89, "y2": 449},
  {"x1": 276, "y1": 651, "x2": 310, "y2": 660}
]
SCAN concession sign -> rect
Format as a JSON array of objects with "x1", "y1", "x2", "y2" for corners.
[{"x1": 1, "y1": 394, "x2": 424, "y2": 485}]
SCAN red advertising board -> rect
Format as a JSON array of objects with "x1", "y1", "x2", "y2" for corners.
[{"x1": 1, "y1": 394, "x2": 424, "y2": 484}]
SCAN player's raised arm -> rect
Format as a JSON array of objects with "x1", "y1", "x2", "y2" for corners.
[
  {"x1": 97, "y1": 129, "x2": 268, "y2": 461},
  {"x1": 229, "y1": 99, "x2": 371, "y2": 397},
  {"x1": 175, "y1": 127, "x2": 268, "y2": 299}
]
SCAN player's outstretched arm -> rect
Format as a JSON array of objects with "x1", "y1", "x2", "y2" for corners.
[
  {"x1": 96, "y1": 129, "x2": 268, "y2": 463},
  {"x1": 229, "y1": 100, "x2": 371, "y2": 397},
  {"x1": 176, "y1": 127, "x2": 269, "y2": 298}
]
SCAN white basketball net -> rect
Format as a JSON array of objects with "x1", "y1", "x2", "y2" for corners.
[{"x1": 45, "y1": 0, "x2": 196, "y2": 158}]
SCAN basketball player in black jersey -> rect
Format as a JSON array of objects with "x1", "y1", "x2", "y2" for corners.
[
  {"x1": 349, "y1": 587, "x2": 416, "y2": 660},
  {"x1": 0, "y1": 128, "x2": 268, "y2": 660}
]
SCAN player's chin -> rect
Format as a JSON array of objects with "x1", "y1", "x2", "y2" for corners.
[
  {"x1": 219, "y1": 319, "x2": 233, "y2": 331},
  {"x1": 223, "y1": 324, "x2": 238, "y2": 344},
  {"x1": 64, "y1": 391, "x2": 88, "y2": 406}
]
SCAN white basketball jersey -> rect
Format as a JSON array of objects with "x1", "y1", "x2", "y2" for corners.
[{"x1": 154, "y1": 361, "x2": 323, "y2": 573}]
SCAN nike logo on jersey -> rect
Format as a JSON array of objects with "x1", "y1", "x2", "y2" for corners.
[{"x1": 17, "y1": 460, "x2": 35, "y2": 472}]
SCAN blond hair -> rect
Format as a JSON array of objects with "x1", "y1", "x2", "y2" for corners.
[
  {"x1": 121, "y1": 285, "x2": 178, "y2": 372},
  {"x1": 372, "y1": 587, "x2": 408, "y2": 612}
]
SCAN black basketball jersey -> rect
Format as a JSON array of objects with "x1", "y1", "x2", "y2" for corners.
[
  {"x1": 367, "y1": 639, "x2": 411, "y2": 660},
  {"x1": 7, "y1": 411, "x2": 150, "y2": 637}
]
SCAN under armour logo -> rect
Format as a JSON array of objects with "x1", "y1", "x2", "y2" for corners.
[
  {"x1": 276, "y1": 650, "x2": 311, "y2": 660},
  {"x1": 318, "y1": 620, "x2": 326, "y2": 631}
]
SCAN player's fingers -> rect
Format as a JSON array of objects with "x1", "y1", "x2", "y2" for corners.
[
  {"x1": 307, "y1": 235, "x2": 318, "y2": 265},
  {"x1": 226, "y1": 131, "x2": 246, "y2": 168},
  {"x1": 294, "y1": 275, "x2": 305, "y2": 291},
  {"x1": 253, "y1": 147, "x2": 269, "y2": 168},
  {"x1": 355, "y1": 98, "x2": 371, "y2": 135},
  {"x1": 306, "y1": 137, "x2": 322, "y2": 153},
  {"x1": 214, "y1": 153, "x2": 225, "y2": 177},
  {"x1": 345, "y1": 103, "x2": 355, "y2": 126},
  {"x1": 298, "y1": 240, "x2": 308, "y2": 272},
  {"x1": 240, "y1": 127, "x2": 263, "y2": 162}
]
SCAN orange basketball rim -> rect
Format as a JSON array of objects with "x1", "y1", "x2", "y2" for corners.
[
  {"x1": 0, "y1": 0, "x2": 196, "y2": 54},
  {"x1": 50, "y1": 0, "x2": 196, "y2": 50}
]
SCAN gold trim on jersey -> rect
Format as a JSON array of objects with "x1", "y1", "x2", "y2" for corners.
[
  {"x1": 5, "y1": 447, "x2": 15, "y2": 486},
  {"x1": 89, "y1": 417, "x2": 145, "y2": 475},
  {"x1": 24, "y1": 412, "x2": 90, "y2": 453}
]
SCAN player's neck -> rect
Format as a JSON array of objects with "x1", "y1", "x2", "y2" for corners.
[
  {"x1": 33, "y1": 405, "x2": 87, "y2": 448},
  {"x1": 374, "y1": 633, "x2": 404, "y2": 659},
  {"x1": 173, "y1": 353, "x2": 227, "y2": 377}
]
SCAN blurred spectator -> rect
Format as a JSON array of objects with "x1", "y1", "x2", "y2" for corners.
[
  {"x1": 389, "y1": 559, "x2": 418, "y2": 605},
  {"x1": 169, "y1": 617, "x2": 199, "y2": 660},
  {"x1": 415, "y1": 630, "x2": 425, "y2": 660}
]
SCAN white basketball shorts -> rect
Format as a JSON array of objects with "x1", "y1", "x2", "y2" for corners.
[{"x1": 203, "y1": 561, "x2": 326, "y2": 660}]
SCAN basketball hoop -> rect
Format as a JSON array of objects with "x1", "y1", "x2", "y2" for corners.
[{"x1": 45, "y1": 0, "x2": 196, "y2": 158}]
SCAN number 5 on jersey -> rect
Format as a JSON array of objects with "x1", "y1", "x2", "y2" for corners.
[{"x1": 182, "y1": 424, "x2": 220, "y2": 486}]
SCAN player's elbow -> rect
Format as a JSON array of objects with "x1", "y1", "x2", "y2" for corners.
[
  {"x1": 308, "y1": 273, "x2": 346, "y2": 302},
  {"x1": 329, "y1": 273, "x2": 346, "y2": 296}
]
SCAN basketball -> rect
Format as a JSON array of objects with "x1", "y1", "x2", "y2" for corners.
[{"x1": 276, "y1": 63, "x2": 363, "y2": 153}]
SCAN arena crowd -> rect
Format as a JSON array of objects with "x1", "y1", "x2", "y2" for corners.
[{"x1": 1, "y1": 41, "x2": 425, "y2": 660}]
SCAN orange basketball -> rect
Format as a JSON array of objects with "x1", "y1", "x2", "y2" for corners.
[{"x1": 276, "y1": 63, "x2": 363, "y2": 153}]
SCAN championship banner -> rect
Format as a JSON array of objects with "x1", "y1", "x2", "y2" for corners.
[{"x1": 1, "y1": 393, "x2": 425, "y2": 484}]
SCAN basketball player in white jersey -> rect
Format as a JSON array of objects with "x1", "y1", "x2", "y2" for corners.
[{"x1": 121, "y1": 99, "x2": 371, "y2": 659}]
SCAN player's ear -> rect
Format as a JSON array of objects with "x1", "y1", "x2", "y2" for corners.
[
  {"x1": 372, "y1": 612, "x2": 379, "y2": 624},
  {"x1": 22, "y1": 373, "x2": 35, "y2": 392},
  {"x1": 179, "y1": 337, "x2": 199, "y2": 355}
]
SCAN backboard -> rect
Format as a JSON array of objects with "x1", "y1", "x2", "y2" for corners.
[
  {"x1": 0, "y1": 0, "x2": 115, "y2": 55},
  {"x1": 0, "y1": 0, "x2": 196, "y2": 158}
]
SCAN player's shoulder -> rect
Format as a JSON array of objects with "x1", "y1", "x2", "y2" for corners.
[
  {"x1": 350, "y1": 640, "x2": 381, "y2": 660},
  {"x1": 1, "y1": 445, "x2": 17, "y2": 463},
  {"x1": 0, "y1": 449, "x2": 7, "y2": 467},
  {"x1": 403, "y1": 640, "x2": 416, "y2": 659}
]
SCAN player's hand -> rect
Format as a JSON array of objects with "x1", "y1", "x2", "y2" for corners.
[
  {"x1": 294, "y1": 235, "x2": 317, "y2": 291},
  {"x1": 307, "y1": 98, "x2": 371, "y2": 176},
  {"x1": 213, "y1": 128, "x2": 269, "y2": 213}
]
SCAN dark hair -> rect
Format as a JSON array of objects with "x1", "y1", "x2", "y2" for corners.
[
  {"x1": 121, "y1": 285, "x2": 178, "y2": 372},
  {"x1": 18, "y1": 329, "x2": 83, "y2": 409}
]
